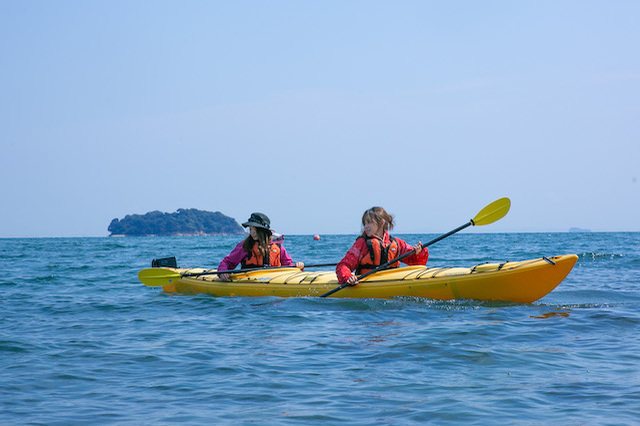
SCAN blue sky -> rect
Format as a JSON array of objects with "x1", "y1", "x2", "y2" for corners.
[{"x1": 1, "y1": 1, "x2": 638, "y2": 237}]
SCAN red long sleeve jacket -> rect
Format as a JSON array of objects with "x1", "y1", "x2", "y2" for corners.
[{"x1": 335, "y1": 232, "x2": 429, "y2": 284}]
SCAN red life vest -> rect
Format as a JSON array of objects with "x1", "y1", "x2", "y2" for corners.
[
  {"x1": 355, "y1": 235, "x2": 400, "y2": 275},
  {"x1": 241, "y1": 242, "x2": 282, "y2": 268}
]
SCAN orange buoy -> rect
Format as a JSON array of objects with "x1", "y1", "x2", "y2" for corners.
[{"x1": 313, "y1": 234, "x2": 321, "y2": 240}]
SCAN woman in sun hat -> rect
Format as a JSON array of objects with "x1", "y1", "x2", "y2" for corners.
[{"x1": 217, "y1": 212, "x2": 303, "y2": 281}]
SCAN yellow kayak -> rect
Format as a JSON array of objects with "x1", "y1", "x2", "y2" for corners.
[{"x1": 139, "y1": 254, "x2": 578, "y2": 303}]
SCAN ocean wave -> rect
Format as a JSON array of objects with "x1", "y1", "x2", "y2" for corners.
[{"x1": 579, "y1": 252, "x2": 624, "y2": 260}]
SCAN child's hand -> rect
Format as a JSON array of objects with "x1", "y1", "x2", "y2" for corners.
[
  {"x1": 413, "y1": 242, "x2": 423, "y2": 254},
  {"x1": 296, "y1": 262, "x2": 304, "y2": 270},
  {"x1": 346, "y1": 274, "x2": 359, "y2": 285}
]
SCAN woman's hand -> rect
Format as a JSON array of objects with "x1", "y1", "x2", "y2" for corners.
[
  {"x1": 295, "y1": 262, "x2": 304, "y2": 270},
  {"x1": 346, "y1": 274, "x2": 359, "y2": 286},
  {"x1": 219, "y1": 273, "x2": 230, "y2": 281}
]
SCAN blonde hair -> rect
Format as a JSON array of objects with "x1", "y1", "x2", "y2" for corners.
[{"x1": 362, "y1": 207, "x2": 394, "y2": 232}]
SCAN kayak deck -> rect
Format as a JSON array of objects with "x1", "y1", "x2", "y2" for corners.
[{"x1": 145, "y1": 254, "x2": 578, "y2": 303}]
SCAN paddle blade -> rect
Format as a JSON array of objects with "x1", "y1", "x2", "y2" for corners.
[
  {"x1": 138, "y1": 268, "x2": 181, "y2": 287},
  {"x1": 472, "y1": 197, "x2": 511, "y2": 226}
]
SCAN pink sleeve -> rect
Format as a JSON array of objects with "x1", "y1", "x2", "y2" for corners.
[
  {"x1": 278, "y1": 244, "x2": 294, "y2": 266},
  {"x1": 217, "y1": 242, "x2": 248, "y2": 271}
]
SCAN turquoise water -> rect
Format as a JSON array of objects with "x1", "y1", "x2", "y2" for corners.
[{"x1": 2, "y1": 233, "x2": 639, "y2": 424}]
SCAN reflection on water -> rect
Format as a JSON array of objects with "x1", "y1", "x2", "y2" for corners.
[{"x1": 531, "y1": 309, "x2": 571, "y2": 319}]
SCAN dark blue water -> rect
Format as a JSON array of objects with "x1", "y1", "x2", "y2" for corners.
[{"x1": 2, "y1": 233, "x2": 639, "y2": 424}]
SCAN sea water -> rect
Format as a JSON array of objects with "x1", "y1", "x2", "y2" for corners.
[{"x1": 1, "y1": 233, "x2": 639, "y2": 424}]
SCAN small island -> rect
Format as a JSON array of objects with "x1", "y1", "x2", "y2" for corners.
[
  {"x1": 108, "y1": 208, "x2": 246, "y2": 237},
  {"x1": 569, "y1": 227, "x2": 592, "y2": 233}
]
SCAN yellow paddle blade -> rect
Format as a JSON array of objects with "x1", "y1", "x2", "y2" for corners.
[
  {"x1": 472, "y1": 197, "x2": 511, "y2": 226},
  {"x1": 138, "y1": 268, "x2": 181, "y2": 287}
]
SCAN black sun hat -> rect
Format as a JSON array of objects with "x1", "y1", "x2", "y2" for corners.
[{"x1": 242, "y1": 212, "x2": 271, "y2": 231}]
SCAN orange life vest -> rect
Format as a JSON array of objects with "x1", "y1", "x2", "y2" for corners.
[
  {"x1": 241, "y1": 242, "x2": 282, "y2": 268},
  {"x1": 355, "y1": 235, "x2": 400, "y2": 275}
]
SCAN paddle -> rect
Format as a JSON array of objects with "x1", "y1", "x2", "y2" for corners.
[
  {"x1": 319, "y1": 197, "x2": 511, "y2": 297},
  {"x1": 139, "y1": 263, "x2": 338, "y2": 287}
]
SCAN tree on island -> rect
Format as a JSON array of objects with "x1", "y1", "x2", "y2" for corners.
[{"x1": 108, "y1": 209, "x2": 246, "y2": 236}]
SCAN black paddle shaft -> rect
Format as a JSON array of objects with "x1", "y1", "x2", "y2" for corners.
[{"x1": 183, "y1": 262, "x2": 337, "y2": 277}]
